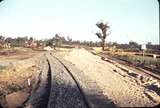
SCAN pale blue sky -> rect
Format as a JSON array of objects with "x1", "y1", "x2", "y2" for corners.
[{"x1": 0, "y1": 0, "x2": 159, "y2": 44}]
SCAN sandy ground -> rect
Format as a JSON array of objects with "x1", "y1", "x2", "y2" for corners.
[{"x1": 64, "y1": 48, "x2": 160, "y2": 107}]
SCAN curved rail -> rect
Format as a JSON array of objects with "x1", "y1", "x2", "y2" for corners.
[
  {"x1": 44, "y1": 53, "x2": 90, "y2": 108},
  {"x1": 50, "y1": 53, "x2": 91, "y2": 108}
]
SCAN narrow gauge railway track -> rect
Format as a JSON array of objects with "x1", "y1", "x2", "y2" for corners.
[
  {"x1": 94, "y1": 51, "x2": 160, "y2": 81},
  {"x1": 49, "y1": 53, "x2": 90, "y2": 108},
  {"x1": 51, "y1": 53, "x2": 116, "y2": 108},
  {"x1": 25, "y1": 53, "x2": 90, "y2": 108}
]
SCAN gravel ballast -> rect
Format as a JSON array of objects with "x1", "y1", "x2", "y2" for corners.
[{"x1": 63, "y1": 48, "x2": 160, "y2": 107}]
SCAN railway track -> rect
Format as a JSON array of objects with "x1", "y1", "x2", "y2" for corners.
[
  {"x1": 47, "y1": 53, "x2": 90, "y2": 108},
  {"x1": 49, "y1": 53, "x2": 90, "y2": 108},
  {"x1": 52, "y1": 53, "x2": 116, "y2": 108},
  {"x1": 24, "y1": 53, "x2": 90, "y2": 108},
  {"x1": 24, "y1": 52, "x2": 116, "y2": 108},
  {"x1": 23, "y1": 50, "x2": 160, "y2": 108},
  {"x1": 94, "y1": 51, "x2": 160, "y2": 81}
]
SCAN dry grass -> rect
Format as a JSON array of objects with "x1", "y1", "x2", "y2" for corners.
[{"x1": 0, "y1": 47, "x2": 42, "y2": 107}]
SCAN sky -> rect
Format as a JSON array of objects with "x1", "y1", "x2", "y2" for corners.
[{"x1": 0, "y1": 0, "x2": 159, "y2": 44}]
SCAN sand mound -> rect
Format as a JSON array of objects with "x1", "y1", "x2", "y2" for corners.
[{"x1": 64, "y1": 48, "x2": 160, "y2": 107}]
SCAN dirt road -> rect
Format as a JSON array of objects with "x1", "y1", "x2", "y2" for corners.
[{"x1": 64, "y1": 48, "x2": 160, "y2": 107}]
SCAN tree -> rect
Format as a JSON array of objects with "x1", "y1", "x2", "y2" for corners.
[
  {"x1": 95, "y1": 21, "x2": 111, "y2": 50},
  {"x1": 129, "y1": 41, "x2": 139, "y2": 48},
  {"x1": 5, "y1": 37, "x2": 12, "y2": 43},
  {"x1": 46, "y1": 40, "x2": 53, "y2": 47},
  {"x1": 0, "y1": 35, "x2": 5, "y2": 44},
  {"x1": 54, "y1": 34, "x2": 62, "y2": 47},
  {"x1": 29, "y1": 37, "x2": 33, "y2": 42},
  {"x1": 67, "y1": 36, "x2": 72, "y2": 44}
]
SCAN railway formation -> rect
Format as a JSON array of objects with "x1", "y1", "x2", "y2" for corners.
[
  {"x1": 24, "y1": 52, "x2": 115, "y2": 108},
  {"x1": 90, "y1": 51, "x2": 160, "y2": 81},
  {"x1": 22, "y1": 50, "x2": 160, "y2": 108}
]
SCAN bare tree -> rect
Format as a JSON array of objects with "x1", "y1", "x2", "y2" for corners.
[{"x1": 95, "y1": 21, "x2": 111, "y2": 50}]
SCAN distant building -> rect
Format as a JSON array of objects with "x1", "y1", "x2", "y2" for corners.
[{"x1": 141, "y1": 44, "x2": 146, "y2": 50}]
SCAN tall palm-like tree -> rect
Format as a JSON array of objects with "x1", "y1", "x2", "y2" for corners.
[{"x1": 95, "y1": 21, "x2": 111, "y2": 50}]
